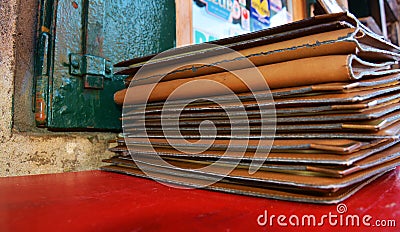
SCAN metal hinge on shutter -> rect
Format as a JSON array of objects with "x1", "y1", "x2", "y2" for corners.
[{"x1": 69, "y1": 54, "x2": 113, "y2": 89}]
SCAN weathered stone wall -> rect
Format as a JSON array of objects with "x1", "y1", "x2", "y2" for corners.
[{"x1": 0, "y1": 0, "x2": 115, "y2": 176}]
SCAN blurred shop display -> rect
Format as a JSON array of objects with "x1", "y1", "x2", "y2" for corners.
[
  {"x1": 348, "y1": 0, "x2": 400, "y2": 45},
  {"x1": 311, "y1": 0, "x2": 400, "y2": 45},
  {"x1": 184, "y1": 0, "x2": 400, "y2": 47},
  {"x1": 192, "y1": 0, "x2": 292, "y2": 43}
]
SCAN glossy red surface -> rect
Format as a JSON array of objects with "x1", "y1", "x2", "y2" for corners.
[{"x1": 0, "y1": 168, "x2": 399, "y2": 232}]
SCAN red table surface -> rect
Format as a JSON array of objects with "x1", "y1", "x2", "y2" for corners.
[{"x1": 0, "y1": 168, "x2": 398, "y2": 232}]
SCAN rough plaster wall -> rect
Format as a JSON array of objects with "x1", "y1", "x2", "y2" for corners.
[
  {"x1": 0, "y1": 133, "x2": 115, "y2": 176},
  {"x1": 0, "y1": 0, "x2": 115, "y2": 177},
  {"x1": 13, "y1": 0, "x2": 37, "y2": 131},
  {"x1": 0, "y1": 0, "x2": 16, "y2": 141}
]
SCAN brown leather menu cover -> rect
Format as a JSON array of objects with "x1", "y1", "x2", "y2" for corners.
[
  {"x1": 105, "y1": 143, "x2": 400, "y2": 181},
  {"x1": 122, "y1": 73, "x2": 400, "y2": 112},
  {"x1": 100, "y1": 164, "x2": 391, "y2": 204},
  {"x1": 115, "y1": 13, "x2": 398, "y2": 68},
  {"x1": 121, "y1": 137, "x2": 383, "y2": 153},
  {"x1": 116, "y1": 13, "x2": 399, "y2": 81},
  {"x1": 100, "y1": 159, "x2": 397, "y2": 204},
  {"x1": 115, "y1": 55, "x2": 397, "y2": 105},
  {"x1": 114, "y1": 138, "x2": 397, "y2": 165},
  {"x1": 113, "y1": 12, "x2": 400, "y2": 105}
]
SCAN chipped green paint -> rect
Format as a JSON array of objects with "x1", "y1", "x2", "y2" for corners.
[{"x1": 34, "y1": 0, "x2": 176, "y2": 130}]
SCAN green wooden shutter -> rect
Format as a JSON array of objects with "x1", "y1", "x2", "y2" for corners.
[{"x1": 34, "y1": 0, "x2": 176, "y2": 130}]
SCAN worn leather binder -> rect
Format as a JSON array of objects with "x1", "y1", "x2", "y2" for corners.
[
  {"x1": 120, "y1": 137, "x2": 387, "y2": 154},
  {"x1": 115, "y1": 55, "x2": 398, "y2": 105},
  {"x1": 101, "y1": 160, "x2": 396, "y2": 204},
  {"x1": 124, "y1": 79, "x2": 400, "y2": 112},
  {"x1": 110, "y1": 138, "x2": 397, "y2": 164},
  {"x1": 104, "y1": 12, "x2": 400, "y2": 204},
  {"x1": 103, "y1": 147, "x2": 400, "y2": 189},
  {"x1": 116, "y1": 14, "x2": 399, "y2": 83},
  {"x1": 113, "y1": 12, "x2": 400, "y2": 105}
]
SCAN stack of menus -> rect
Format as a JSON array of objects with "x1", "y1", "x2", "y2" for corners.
[{"x1": 103, "y1": 13, "x2": 400, "y2": 204}]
